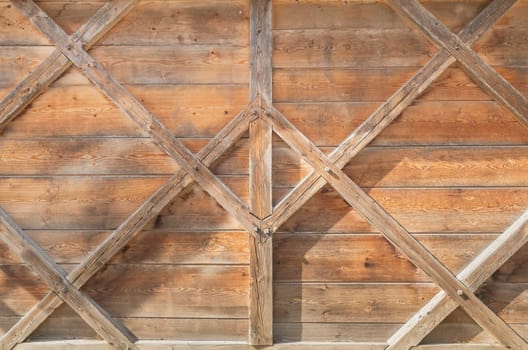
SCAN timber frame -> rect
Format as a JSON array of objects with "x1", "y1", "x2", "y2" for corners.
[{"x1": 0, "y1": 0, "x2": 527, "y2": 349}]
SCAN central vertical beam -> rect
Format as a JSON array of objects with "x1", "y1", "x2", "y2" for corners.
[{"x1": 248, "y1": 0, "x2": 273, "y2": 345}]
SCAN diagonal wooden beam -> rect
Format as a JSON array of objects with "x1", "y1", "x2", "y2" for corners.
[
  {"x1": 387, "y1": 209, "x2": 528, "y2": 350},
  {"x1": 263, "y1": 0, "x2": 516, "y2": 233},
  {"x1": 248, "y1": 0, "x2": 273, "y2": 345},
  {"x1": 0, "y1": 0, "x2": 137, "y2": 134},
  {"x1": 387, "y1": 0, "x2": 528, "y2": 128},
  {"x1": 11, "y1": 0, "x2": 262, "y2": 236},
  {"x1": 0, "y1": 104, "x2": 257, "y2": 350},
  {"x1": 0, "y1": 208, "x2": 138, "y2": 350},
  {"x1": 263, "y1": 105, "x2": 528, "y2": 350}
]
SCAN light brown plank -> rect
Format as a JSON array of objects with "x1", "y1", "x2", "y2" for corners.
[
  {"x1": 274, "y1": 145, "x2": 528, "y2": 188},
  {"x1": 273, "y1": 66, "x2": 528, "y2": 103},
  {"x1": 269, "y1": 0, "x2": 521, "y2": 237},
  {"x1": 1, "y1": 84, "x2": 247, "y2": 138},
  {"x1": 274, "y1": 233, "x2": 499, "y2": 283},
  {"x1": 274, "y1": 101, "x2": 528, "y2": 147},
  {"x1": 83, "y1": 265, "x2": 249, "y2": 318},
  {"x1": 0, "y1": 138, "x2": 247, "y2": 176},
  {"x1": 0, "y1": 265, "x2": 249, "y2": 319},
  {"x1": 30, "y1": 314, "x2": 248, "y2": 341},
  {"x1": 12, "y1": 340, "x2": 388, "y2": 350},
  {"x1": 274, "y1": 323, "x2": 400, "y2": 343},
  {"x1": 273, "y1": 28, "x2": 436, "y2": 68},
  {"x1": 272, "y1": 0, "x2": 491, "y2": 31},
  {"x1": 274, "y1": 282, "x2": 439, "y2": 323},
  {"x1": 0, "y1": 231, "x2": 249, "y2": 265},
  {"x1": 0, "y1": 1, "x2": 249, "y2": 46},
  {"x1": 276, "y1": 187, "x2": 528, "y2": 234}
]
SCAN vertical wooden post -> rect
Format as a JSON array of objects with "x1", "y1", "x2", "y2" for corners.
[{"x1": 249, "y1": 0, "x2": 273, "y2": 345}]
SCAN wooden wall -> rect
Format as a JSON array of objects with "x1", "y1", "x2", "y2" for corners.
[{"x1": 0, "y1": 0, "x2": 527, "y2": 349}]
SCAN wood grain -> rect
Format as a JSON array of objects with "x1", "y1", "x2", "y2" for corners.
[{"x1": 1, "y1": 84, "x2": 247, "y2": 138}]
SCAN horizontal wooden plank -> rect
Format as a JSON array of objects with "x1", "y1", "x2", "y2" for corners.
[
  {"x1": 273, "y1": 67, "x2": 528, "y2": 102},
  {"x1": 0, "y1": 265, "x2": 248, "y2": 318},
  {"x1": 0, "y1": 176, "x2": 248, "y2": 230},
  {"x1": 275, "y1": 322, "x2": 528, "y2": 344},
  {"x1": 273, "y1": 26, "x2": 528, "y2": 68},
  {"x1": 274, "y1": 322, "x2": 400, "y2": 343},
  {"x1": 0, "y1": 1, "x2": 248, "y2": 46},
  {"x1": 0, "y1": 230, "x2": 249, "y2": 265},
  {"x1": 274, "y1": 283, "x2": 439, "y2": 323},
  {"x1": 277, "y1": 187, "x2": 528, "y2": 233},
  {"x1": 12, "y1": 339, "x2": 388, "y2": 350},
  {"x1": 274, "y1": 233, "x2": 500, "y2": 283},
  {"x1": 274, "y1": 101, "x2": 528, "y2": 147},
  {"x1": 272, "y1": 0, "x2": 495, "y2": 31},
  {"x1": 273, "y1": 145, "x2": 528, "y2": 187},
  {"x1": 1, "y1": 84, "x2": 248, "y2": 138},
  {"x1": 0, "y1": 138, "x2": 248, "y2": 176},
  {"x1": 275, "y1": 282, "x2": 528, "y2": 329},
  {"x1": 0, "y1": 46, "x2": 248, "y2": 86},
  {"x1": 474, "y1": 27, "x2": 528, "y2": 67},
  {"x1": 273, "y1": 28, "x2": 435, "y2": 68},
  {"x1": 84, "y1": 265, "x2": 249, "y2": 318},
  {"x1": 26, "y1": 313, "x2": 248, "y2": 341}
]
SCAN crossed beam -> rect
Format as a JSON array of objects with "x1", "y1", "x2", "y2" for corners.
[{"x1": 1, "y1": 0, "x2": 527, "y2": 349}]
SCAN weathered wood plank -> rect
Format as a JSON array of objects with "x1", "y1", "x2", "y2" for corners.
[
  {"x1": 273, "y1": 66, "x2": 528, "y2": 103},
  {"x1": 0, "y1": 231, "x2": 249, "y2": 265},
  {"x1": 274, "y1": 101, "x2": 528, "y2": 147},
  {"x1": 388, "y1": 0, "x2": 528, "y2": 128},
  {"x1": 0, "y1": 208, "x2": 138, "y2": 349},
  {"x1": 0, "y1": 265, "x2": 248, "y2": 318},
  {"x1": 265, "y1": 106, "x2": 528, "y2": 348},
  {"x1": 30, "y1": 315, "x2": 248, "y2": 341},
  {"x1": 275, "y1": 187, "x2": 528, "y2": 234},
  {"x1": 83, "y1": 265, "x2": 248, "y2": 318},
  {"x1": 273, "y1": 0, "x2": 493, "y2": 31},
  {"x1": 274, "y1": 233, "x2": 499, "y2": 283},
  {"x1": 274, "y1": 145, "x2": 528, "y2": 188},
  {"x1": 0, "y1": 1, "x2": 248, "y2": 46},
  {"x1": 273, "y1": 28, "x2": 436, "y2": 68},
  {"x1": 0, "y1": 138, "x2": 248, "y2": 176},
  {"x1": 274, "y1": 323, "x2": 401, "y2": 343},
  {"x1": 0, "y1": 0, "x2": 138, "y2": 133},
  {"x1": 274, "y1": 282, "x2": 439, "y2": 323},
  {"x1": 12, "y1": 339, "x2": 388, "y2": 350},
  {"x1": 0, "y1": 84, "x2": 247, "y2": 138}
]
